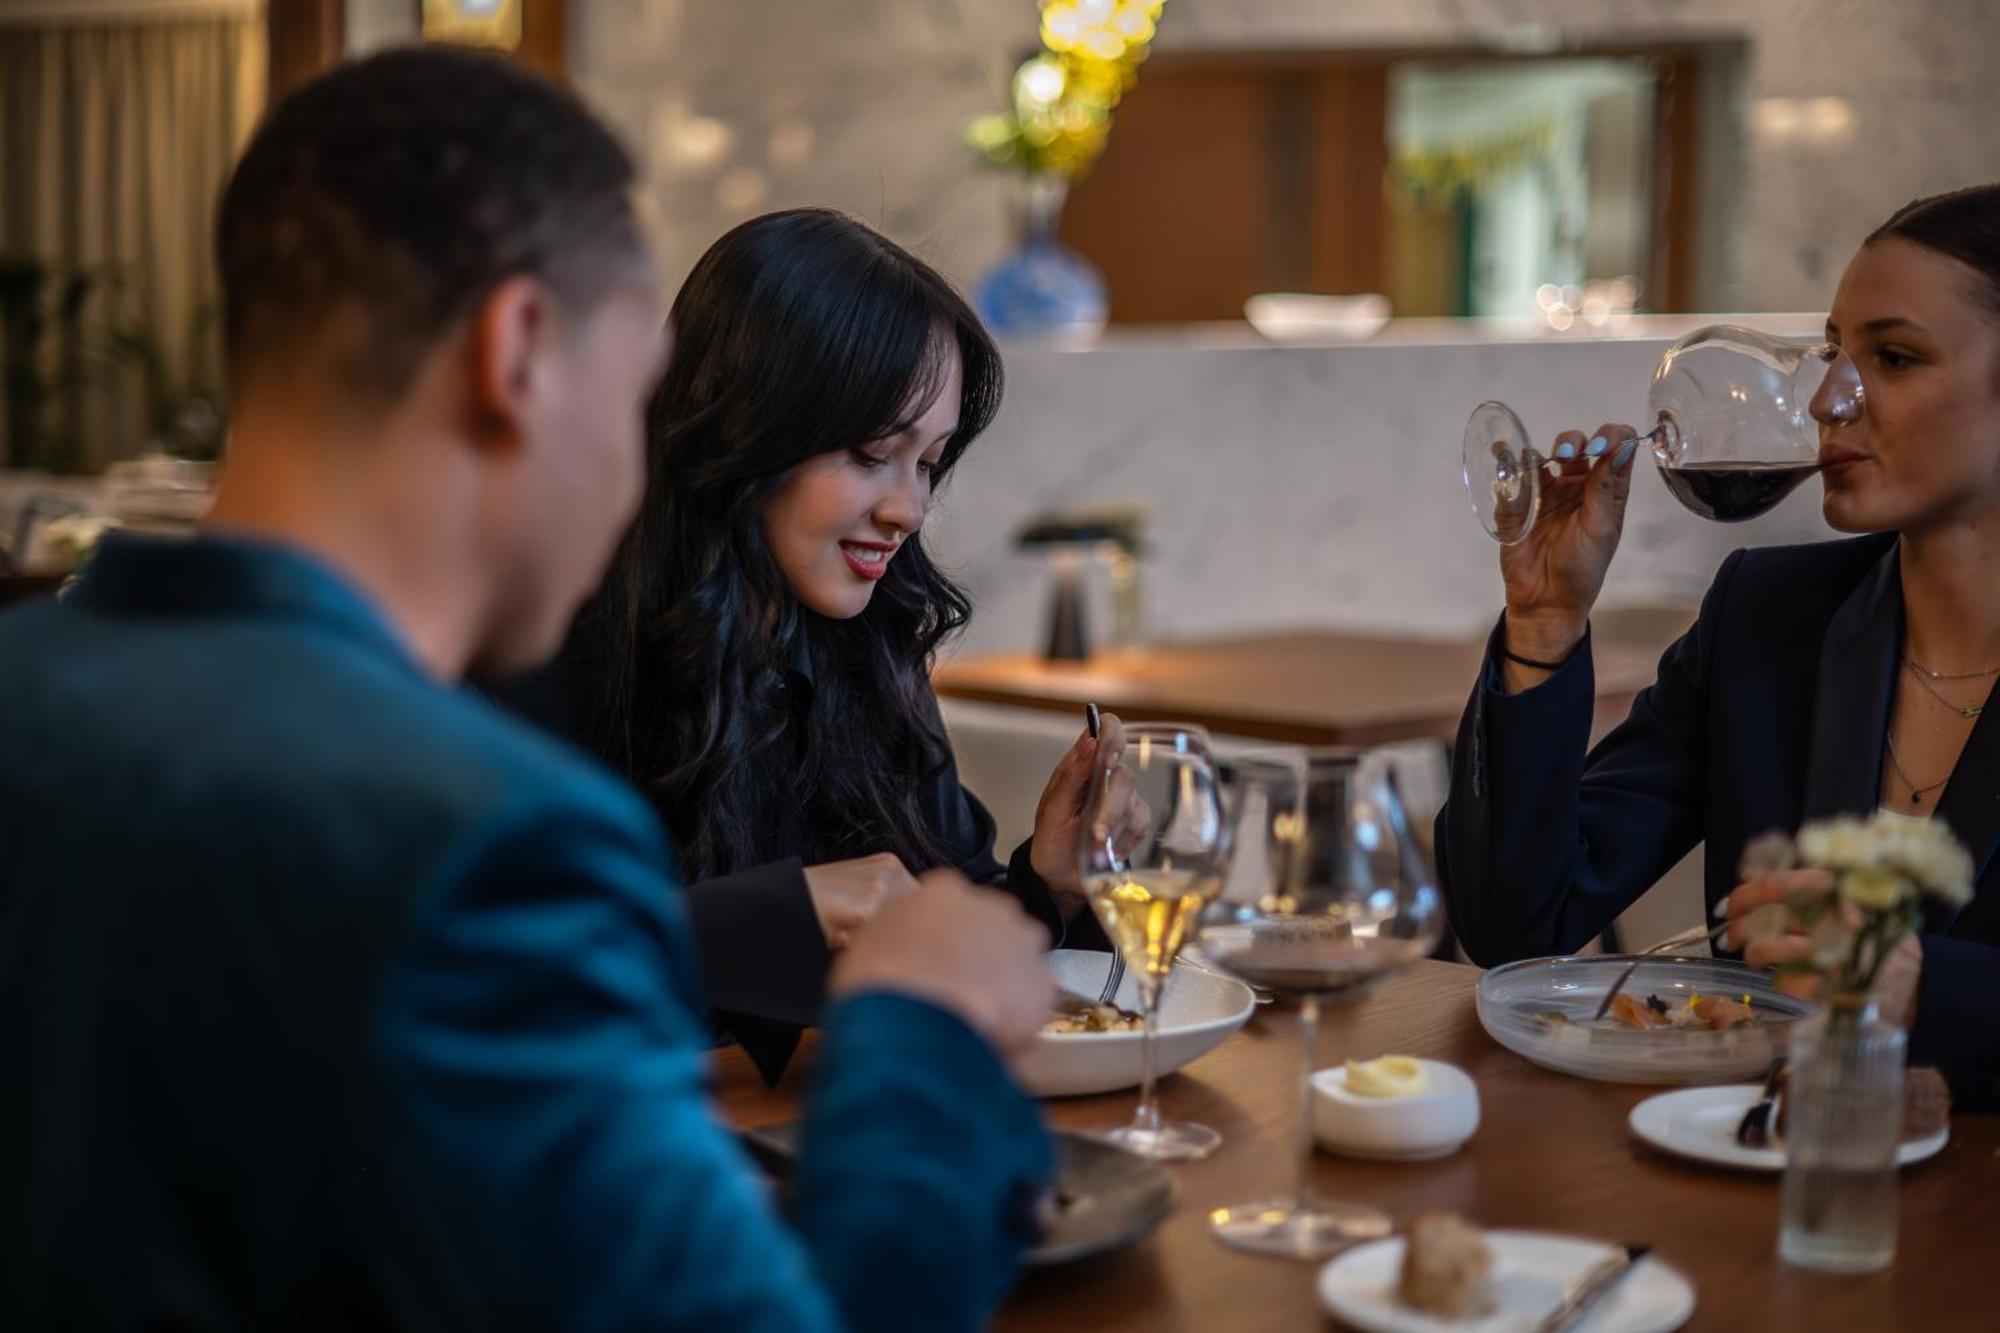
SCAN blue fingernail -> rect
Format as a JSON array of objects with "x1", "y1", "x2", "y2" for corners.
[
  {"x1": 1555, "y1": 442, "x2": 1576, "y2": 459},
  {"x1": 1614, "y1": 439, "x2": 1638, "y2": 469},
  {"x1": 1586, "y1": 436, "x2": 1608, "y2": 458}
]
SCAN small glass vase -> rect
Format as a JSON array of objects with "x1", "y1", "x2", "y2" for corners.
[
  {"x1": 1778, "y1": 1003, "x2": 1905, "y2": 1274},
  {"x1": 973, "y1": 174, "x2": 1107, "y2": 340}
]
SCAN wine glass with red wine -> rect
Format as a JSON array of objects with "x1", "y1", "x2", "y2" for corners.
[{"x1": 1463, "y1": 324, "x2": 1867, "y2": 545}]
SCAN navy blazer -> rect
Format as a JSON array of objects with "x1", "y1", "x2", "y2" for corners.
[
  {"x1": 0, "y1": 535, "x2": 1050, "y2": 1330},
  {"x1": 1437, "y1": 534, "x2": 2000, "y2": 1108}
]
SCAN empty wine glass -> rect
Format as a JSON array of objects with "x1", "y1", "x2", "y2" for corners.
[
  {"x1": 1076, "y1": 722, "x2": 1229, "y2": 1161},
  {"x1": 1201, "y1": 749, "x2": 1446, "y2": 1259},
  {"x1": 1464, "y1": 323, "x2": 1867, "y2": 545}
]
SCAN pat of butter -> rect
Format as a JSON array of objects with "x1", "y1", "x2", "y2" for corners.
[{"x1": 1343, "y1": 1055, "x2": 1428, "y2": 1099}]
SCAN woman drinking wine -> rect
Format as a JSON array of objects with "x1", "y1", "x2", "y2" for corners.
[{"x1": 1437, "y1": 185, "x2": 2000, "y2": 1108}]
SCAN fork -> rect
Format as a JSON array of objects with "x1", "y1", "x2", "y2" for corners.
[
  {"x1": 1590, "y1": 918, "x2": 1735, "y2": 1022},
  {"x1": 1096, "y1": 952, "x2": 1127, "y2": 1007},
  {"x1": 1735, "y1": 1057, "x2": 1788, "y2": 1147}
]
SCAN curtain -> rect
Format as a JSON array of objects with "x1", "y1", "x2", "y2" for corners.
[{"x1": 0, "y1": 7, "x2": 264, "y2": 470}]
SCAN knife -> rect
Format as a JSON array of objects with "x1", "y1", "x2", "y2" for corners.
[{"x1": 1536, "y1": 1243, "x2": 1650, "y2": 1332}]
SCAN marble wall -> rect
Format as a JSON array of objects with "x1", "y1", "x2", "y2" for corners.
[
  {"x1": 925, "y1": 316, "x2": 1835, "y2": 659},
  {"x1": 570, "y1": 0, "x2": 2000, "y2": 310}
]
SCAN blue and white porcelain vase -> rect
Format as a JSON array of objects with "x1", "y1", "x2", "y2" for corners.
[{"x1": 974, "y1": 174, "x2": 1107, "y2": 340}]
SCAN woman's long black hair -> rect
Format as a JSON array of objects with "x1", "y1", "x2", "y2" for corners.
[{"x1": 582, "y1": 208, "x2": 1003, "y2": 880}]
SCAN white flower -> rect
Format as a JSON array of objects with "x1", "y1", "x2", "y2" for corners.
[
  {"x1": 1837, "y1": 865, "x2": 1907, "y2": 913},
  {"x1": 1796, "y1": 811, "x2": 1974, "y2": 907},
  {"x1": 1797, "y1": 816, "x2": 1871, "y2": 870},
  {"x1": 1882, "y1": 829, "x2": 1974, "y2": 906}
]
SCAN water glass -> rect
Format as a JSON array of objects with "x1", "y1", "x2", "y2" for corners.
[{"x1": 1779, "y1": 1009, "x2": 1906, "y2": 1274}]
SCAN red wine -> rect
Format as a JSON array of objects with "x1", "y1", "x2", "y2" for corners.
[{"x1": 1657, "y1": 462, "x2": 1821, "y2": 522}]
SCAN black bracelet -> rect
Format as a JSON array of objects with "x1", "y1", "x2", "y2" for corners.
[{"x1": 1502, "y1": 637, "x2": 1582, "y2": 672}]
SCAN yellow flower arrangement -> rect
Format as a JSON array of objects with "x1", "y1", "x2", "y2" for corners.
[{"x1": 966, "y1": 1, "x2": 1167, "y2": 181}]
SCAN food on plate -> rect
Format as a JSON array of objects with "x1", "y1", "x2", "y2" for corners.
[
  {"x1": 1343, "y1": 1055, "x2": 1429, "y2": 1099},
  {"x1": 1397, "y1": 1212, "x2": 1493, "y2": 1318},
  {"x1": 1043, "y1": 1002, "x2": 1143, "y2": 1034},
  {"x1": 1610, "y1": 991, "x2": 1759, "y2": 1032}
]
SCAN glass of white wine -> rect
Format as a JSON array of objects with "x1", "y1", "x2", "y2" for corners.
[
  {"x1": 1076, "y1": 722, "x2": 1229, "y2": 1162},
  {"x1": 1201, "y1": 748, "x2": 1446, "y2": 1259}
]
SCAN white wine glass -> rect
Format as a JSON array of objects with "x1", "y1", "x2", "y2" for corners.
[
  {"x1": 1075, "y1": 722, "x2": 1228, "y2": 1162},
  {"x1": 1201, "y1": 748, "x2": 1446, "y2": 1259},
  {"x1": 1464, "y1": 323, "x2": 1867, "y2": 544}
]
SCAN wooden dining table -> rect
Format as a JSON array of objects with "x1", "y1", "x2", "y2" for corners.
[
  {"x1": 932, "y1": 629, "x2": 1679, "y2": 748},
  {"x1": 715, "y1": 961, "x2": 2000, "y2": 1331}
]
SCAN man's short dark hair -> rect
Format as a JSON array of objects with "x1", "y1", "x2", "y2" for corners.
[{"x1": 217, "y1": 45, "x2": 643, "y2": 402}]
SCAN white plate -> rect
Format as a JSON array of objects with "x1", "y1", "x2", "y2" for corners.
[
  {"x1": 1318, "y1": 1231, "x2": 1694, "y2": 1333},
  {"x1": 1018, "y1": 950, "x2": 1256, "y2": 1098},
  {"x1": 1628, "y1": 1085, "x2": 1948, "y2": 1173}
]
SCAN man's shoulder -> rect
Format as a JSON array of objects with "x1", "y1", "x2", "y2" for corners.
[
  {"x1": 0, "y1": 597, "x2": 665, "y2": 868},
  {"x1": 394, "y1": 679, "x2": 664, "y2": 846}
]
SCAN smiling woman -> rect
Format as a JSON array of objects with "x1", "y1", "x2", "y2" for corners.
[
  {"x1": 757, "y1": 343, "x2": 960, "y2": 620},
  {"x1": 511, "y1": 209, "x2": 1114, "y2": 1080},
  {"x1": 1435, "y1": 183, "x2": 2000, "y2": 1111}
]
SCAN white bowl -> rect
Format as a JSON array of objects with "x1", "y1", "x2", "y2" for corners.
[
  {"x1": 1018, "y1": 950, "x2": 1256, "y2": 1098},
  {"x1": 1243, "y1": 292, "x2": 1391, "y2": 342},
  {"x1": 1311, "y1": 1059, "x2": 1480, "y2": 1160}
]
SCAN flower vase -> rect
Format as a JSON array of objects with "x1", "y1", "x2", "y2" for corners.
[
  {"x1": 1778, "y1": 1002, "x2": 1905, "y2": 1274},
  {"x1": 973, "y1": 174, "x2": 1107, "y2": 340}
]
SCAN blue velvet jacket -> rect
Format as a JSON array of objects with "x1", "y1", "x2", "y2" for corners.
[
  {"x1": 1438, "y1": 534, "x2": 2000, "y2": 1108},
  {"x1": 0, "y1": 534, "x2": 1050, "y2": 1330}
]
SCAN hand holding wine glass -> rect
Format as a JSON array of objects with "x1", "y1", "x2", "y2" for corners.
[
  {"x1": 1498, "y1": 421, "x2": 1641, "y2": 676},
  {"x1": 1456, "y1": 322, "x2": 1856, "y2": 572}
]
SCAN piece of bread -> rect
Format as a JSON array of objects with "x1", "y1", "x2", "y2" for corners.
[{"x1": 1398, "y1": 1212, "x2": 1493, "y2": 1318}]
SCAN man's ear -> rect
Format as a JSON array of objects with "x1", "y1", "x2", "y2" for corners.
[{"x1": 464, "y1": 275, "x2": 553, "y2": 456}]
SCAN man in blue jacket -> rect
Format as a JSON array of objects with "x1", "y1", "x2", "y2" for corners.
[{"x1": 0, "y1": 47, "x2": 1053, "y2": 1330}]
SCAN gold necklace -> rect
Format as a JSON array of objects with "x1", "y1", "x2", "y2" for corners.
[
  {"x1": 1885, "y1": 731, "x2": 1951, "y2": 806},
  {"x1": 1904, "y1": 655, "x2": 2000, "y2": 681},
  {"x1": 1902, "y1": 657, "x2": 1992, "y2": 719}
]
